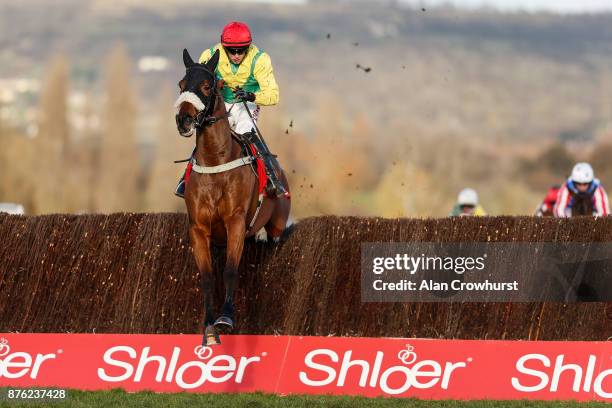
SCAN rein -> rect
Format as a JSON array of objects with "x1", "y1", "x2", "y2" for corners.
[
  {"x1": 188, "y1": 90, "x2": 251, "y2": 175},
  {"x1": 194, "y1": 100, "x2": 234, "y2": 129}
]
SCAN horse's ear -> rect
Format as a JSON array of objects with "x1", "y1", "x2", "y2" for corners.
[
  {"x1": 216, "y1": 79, "x2": 225, "y2": 90},
  {"x1": 206, "y1": 49, "x2": 220, "y2": 71},
  {"x1": 183, "y1": 48, "x2": 195, "y2": 68}
]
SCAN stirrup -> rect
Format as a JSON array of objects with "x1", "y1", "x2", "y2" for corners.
[{"x1": 175, "y1": 179, "x2": 186, "y2": 198}]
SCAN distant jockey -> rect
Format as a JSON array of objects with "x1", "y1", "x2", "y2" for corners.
[
  {"x1": 175, "y1": 21, "x2": 287, "y2": 198},
  {"x1": 553, "y1": 162, "x2": 610, "y2": 217},
  {"x1": 535, "y1": 185, "x2": 560, "y2": 217},
  {"x1": 450, "y1": 188, "x2": 487, "y2": 216}
]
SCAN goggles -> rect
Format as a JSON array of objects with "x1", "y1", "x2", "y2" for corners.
[{"x1": 225, "y1": 47, "x2": 248, "y2": 56}]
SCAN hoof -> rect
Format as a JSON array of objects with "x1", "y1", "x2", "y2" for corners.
[
  {"x1": 203, "y1": 325, "x2": 221, "y2": 346},
  {"x1": 214, "y1": 315, "x2": 234, "y2": 332}
]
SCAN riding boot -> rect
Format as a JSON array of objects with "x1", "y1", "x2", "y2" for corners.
[
  {"x1": 174, "y1": 175, "x2": 186, "y2": 198},
  {"x1": 263, "y1": 154, "x2": 289, "y2": 198},
  {"x1": 175, "y1": 147, "x2": 196, "y2": 198},
  {"x1": 244, "y1": 131, "x2": 289, "y2": 198}
]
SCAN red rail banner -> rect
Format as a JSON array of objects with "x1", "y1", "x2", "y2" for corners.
[{"x1": 0, "y1": 334, "x2": 609, "y2": 401}]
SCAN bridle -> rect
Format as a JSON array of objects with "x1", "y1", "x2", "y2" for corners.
[
  {"x1": 194, "y1": 94, "x2": 230, "y2": 129},
  {"x1": 181, "y1": 65, "x2": 230, "y2": 129}
]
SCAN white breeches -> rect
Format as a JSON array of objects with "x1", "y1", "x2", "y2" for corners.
[{"x1": 225, "y1": 101, "x2": 260, "y2": 134}]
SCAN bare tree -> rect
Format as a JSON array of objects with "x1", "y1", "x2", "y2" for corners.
[
  {"x1": 146, "y1": 85, "x2": 186, "y2": 212},
  {"x1": 33, "y1": 55, "x2": 70, "y2": 214},
  {"x1": 95, "y1": 44, "x2": 140, "y2": 213},
  {"x1": 80, "y1": 91, "x2": 100, "y2": 213}
]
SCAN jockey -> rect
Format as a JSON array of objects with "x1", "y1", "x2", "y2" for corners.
[
  {"x1": 175, "y1": 21, "x2": 288, "y2": 198},
  {"x1": 553, "y1": 162, "x2": 610, "y2": 217},
  {"x1": 535, "y1": 185, "x2": 560, "y2": 217},
  {"x1": 450, "y1": 188, "x2": 487, "y2": 216}
]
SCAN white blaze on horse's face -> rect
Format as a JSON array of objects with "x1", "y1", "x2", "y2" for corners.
[{"x1": 174, "y1": 91, "x2": 206, "y2": 137}]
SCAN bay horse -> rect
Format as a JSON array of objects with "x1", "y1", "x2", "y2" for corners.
[
  {"x1": 571, "y1": 193, "x2": 595, "y2": 216},
  {"x1": 174, "y1": 49, "x2": 291, "y2": 345}
]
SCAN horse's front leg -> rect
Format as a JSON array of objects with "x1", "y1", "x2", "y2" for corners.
[
  {"x1": 214, "y1": 214, "x2": 247, "y2": 331},
  {"x1": 189, "y1": 225, "x2": 219, "y2": 345}
]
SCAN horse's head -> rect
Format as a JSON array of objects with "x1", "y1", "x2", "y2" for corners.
[
  {"x1": 174, "y1": 48, "x2": 221, "y2": 137},
  {"x1": 571, "y1": 192, "x2": 595, "y2": 216}
]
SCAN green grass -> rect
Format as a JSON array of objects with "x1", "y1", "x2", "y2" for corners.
[{"x1": 0, "y1": 389, "x2": 608, "y2": 408}]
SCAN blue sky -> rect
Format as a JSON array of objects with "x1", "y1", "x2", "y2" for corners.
[{"x1": 401, "y1": 0, "x2": 612, "y2": 13}]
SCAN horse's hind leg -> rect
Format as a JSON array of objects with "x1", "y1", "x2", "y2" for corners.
[
  {"x1": 189, "y1": 226, "x2": 218, "y2": 345},
  {"x1": 214, "y1": 215, "x2": 246, "y2": 331}
]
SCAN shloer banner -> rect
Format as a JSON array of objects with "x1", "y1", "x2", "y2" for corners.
[{"x1": 0, "y1": 334, "x2": 610, "y2": 401}]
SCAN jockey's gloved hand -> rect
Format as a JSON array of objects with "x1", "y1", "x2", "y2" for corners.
[{"x1": 234, "y1": 88, "x2": 256, "y2": 102}]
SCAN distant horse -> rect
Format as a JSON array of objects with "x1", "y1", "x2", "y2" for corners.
[
  {"x1": 565, "y1": 192, "x2": 599, "y2": 301},
  {"x1": 174, "y1": 49, "x2": 291, "y2": 345},
  {"x1": 571, "y1": 193, "x2": 595, "y2": 216}
]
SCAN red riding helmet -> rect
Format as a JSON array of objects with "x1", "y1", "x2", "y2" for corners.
[{"x1": 221, "y1": 21, "x2": 252, "y2": 47}]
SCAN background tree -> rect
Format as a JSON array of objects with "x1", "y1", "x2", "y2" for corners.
[
  {"x1": 95, "y1": 44, "x2": 141, "y2": 213},
  {"x1": 145, "y1": 86, "x2": 187, "y2": 212},
  {"x1": 33, "y1": 55, "x2": 70, "y2": 213}
]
